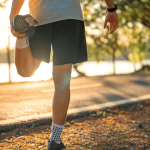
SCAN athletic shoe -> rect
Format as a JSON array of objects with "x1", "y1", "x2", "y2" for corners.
[
  {"x1": 47, "y1": 139, "x2": 66, "y2": 150},
  {"x1": 11, "y1": 14, "x2": 38, "y2": 36}
]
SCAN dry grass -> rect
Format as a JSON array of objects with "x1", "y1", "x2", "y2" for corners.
[{"x1": 0, "y1": 100, "x2": 150, "y2": 150}]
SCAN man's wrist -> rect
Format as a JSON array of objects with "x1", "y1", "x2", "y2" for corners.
[
  {"x1": 9, "y1": 15, "x2": 16, "y2": 25},
  {"x1": 9, "y1": 13, "x2": 18, "y2": 20},
  {"x1": 107, "y1": 4, "x2": 117, "y2": 12},
  {"x1": 108, "y1": 11, "x2": 116, "y2": 14},
  {"x1": 107, "y1": 4, "x2": 115, "y2": 9}
]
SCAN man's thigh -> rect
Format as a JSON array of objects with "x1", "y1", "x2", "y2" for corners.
[
  {"x1": 15, "y1": 45, "x2": 41, "y2": 71},
  {"x1": 33, "y1": 57, "x2": 41, "y2": 71}
]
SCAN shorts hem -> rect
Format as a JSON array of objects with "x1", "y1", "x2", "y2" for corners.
[
  {"x1": 32, "y1": 55, "x2": 50, "y2": 63},
  {"x1": 53, "y1": 59, "x2": 88, "y2": 66}
]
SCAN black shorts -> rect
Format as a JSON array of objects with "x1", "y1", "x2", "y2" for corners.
[{"x1": 27, "y1": 19, "x2": 88, "y2": 65}]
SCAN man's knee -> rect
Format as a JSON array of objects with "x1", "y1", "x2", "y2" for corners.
[
  {"x1": 53, "y1": 64, "x2": 72, "y2": 89},
  {"x1": 54, "y1": 73, "x2": 71, "y2": 90},
  {"x1": 17, "y1": 68, "x2": 33, "y2": 77},
  {"x1": 15, "y1": 58, "x2": 41, "y2": 77},
  {"x1": 59, "y1": 73, "x2": 71, "y2": 89}
]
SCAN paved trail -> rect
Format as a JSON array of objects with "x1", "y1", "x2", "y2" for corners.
[{"x1": 0, "y1": 73, "x2": 150, "y2": 120}]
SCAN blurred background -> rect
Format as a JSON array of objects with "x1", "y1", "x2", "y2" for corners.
[{"x1": 0, "y1": 0, "x2": 150, "y2": 84}]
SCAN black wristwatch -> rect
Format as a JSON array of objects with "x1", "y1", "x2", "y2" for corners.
[{"x1": 107, "y1": 4, "x2": 117, "y2": 12}]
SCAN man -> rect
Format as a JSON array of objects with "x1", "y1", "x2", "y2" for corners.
[{"x1": 9, "y1": 0, "x2": 119, "y2": 149}]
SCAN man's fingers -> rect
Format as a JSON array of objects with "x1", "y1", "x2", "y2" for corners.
[
  {"x1": 17, "y1": 34, "x2": 26, "y2": 39},
  {"x1": 109, "y1": 27, "x2": 117, "y2": 34},
  {"x1": 110, "y1": 23, "x2": 113, "y2": 31},
  {"x1": 109, "y1": 24, "x2": 118, "y2": 34},
  {"x1": 11, "y1": 28, "x2": 26, "y2": 39},
  {"x1": 104, "y1": 20, "x2": 108, "y2": 29},
  {"x1": 14, "y1": 32, "x2": 26, "y2": 39},
  {"x1": 11, "y1": 27, "x2": 17, "y2": 37},
  {"x1": 12, "y1": 30, "x2": 17, "y2": 37},
  {"x1": 109, "y1": 24, "x2": 119, "y2": 34}
]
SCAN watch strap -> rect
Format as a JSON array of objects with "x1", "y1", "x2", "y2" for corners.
[{"x1": 107, "y1": 4, "x2": 117, "y2": 12}]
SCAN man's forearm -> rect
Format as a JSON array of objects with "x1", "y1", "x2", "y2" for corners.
[
  {"x1": 104, "y1": 0, "x2": 115, "y2": 8},
  {"x1": 9, "y1": 0, "x2": 25, "y2": 23}
]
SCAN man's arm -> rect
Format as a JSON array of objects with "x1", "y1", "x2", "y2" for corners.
[
  {"x1": 104, "y1": 0, "x2": 115, "y2": 8},
  {"x1": 104, "y1": 0, "x2": 119, "y2": 34},
  {"x1": 9, "y1": 0, "x2": 26, "y2": 39},
  {"x1": 9, "y1": 0, "x2": 25, "y2": 24}
]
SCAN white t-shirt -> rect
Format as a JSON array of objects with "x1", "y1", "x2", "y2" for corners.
[{"x1": 28, "y1": 0, "x2": 84, "y2": 26}]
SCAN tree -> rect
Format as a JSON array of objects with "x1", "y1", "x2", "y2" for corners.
[
  {"x1": 116, "y1": 0, "x2": 150, "y2": 28},
  {"x1": 80, "y1": 0, "x2": 150, "y2": 73},
  {"x1": 123, "y1": 23, "x2": 150, "y2": 64},
  {"x1": 0, "y1": 0, "x2": 9, "y2": 8},
  {"x1": 116, "y1": 0, "x2": 150, "y2": 68},
  {"x1": 0, "y1": 0, "x2": 11, "y2": 82}
]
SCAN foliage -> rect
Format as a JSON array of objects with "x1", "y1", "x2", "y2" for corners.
[
  {"x1": 122, "y1": 22, "x2": 150, "y2": 63},
  {"x1": 0, "y1": 0, "x2": 9, "y2": 9},
  {"x1": 81, "y1": 0, "x2": 118, "y2": 62},
  {"x1": 116, "y1": 0, "x2": 150, "y2": 28},
  {"x1": 80, "y1": 0, "x2": 150, "y2": 65}
]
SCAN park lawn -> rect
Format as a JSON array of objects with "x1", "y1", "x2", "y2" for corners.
[{"x1": 0, "y1": 100, "x2": 150, "y2": 150}]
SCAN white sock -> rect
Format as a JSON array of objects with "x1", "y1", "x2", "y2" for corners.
[
  {"x1": 16, "y1": 36, "x2": 29, "y2": 49},
  {"x1": 50, "y1": 122, "x2": 64, "y2": 144}
]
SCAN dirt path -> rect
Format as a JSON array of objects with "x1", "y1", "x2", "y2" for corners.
[{"x1": 0, "y1": 99, "x2": 150, "y2": 150}]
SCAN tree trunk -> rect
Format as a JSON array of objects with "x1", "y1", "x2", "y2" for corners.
[
  {"x1": 73, "y1": 64, "x2": 86, "y2": 77},
  {"x1": 119, "y1": 49, "x2": 137, "y2": 72},
  {"x1": 7, "y1": 25, "x2": 11, "y2": 83},
  {"x1": 139, "y1": 52, "x2": 144, "y2": 68},
  {"x1": 112, "y1": 49, "x2": 116, "y2": 75},
  {"x1": 132, "y1": 51, "x2": 137, "y2": 72}
]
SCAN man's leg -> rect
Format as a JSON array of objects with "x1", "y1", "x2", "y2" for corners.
[
  {"x1": 49, "y1": 63, "x2": 72, "y2": 144},
  {"x1": 52, "y1": 63, "x2": 72, "y2": 125},
  {"x1": 15, "y1": 46, "x2": 41, "y2": 77}
]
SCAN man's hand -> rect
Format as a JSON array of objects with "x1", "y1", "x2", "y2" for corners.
[
  {"x1": 10, "y1": 17, "x2": 26, "y2": 39},
  {"x1": 104, "y1": 11, "x2": 119, "y2": 34}
]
